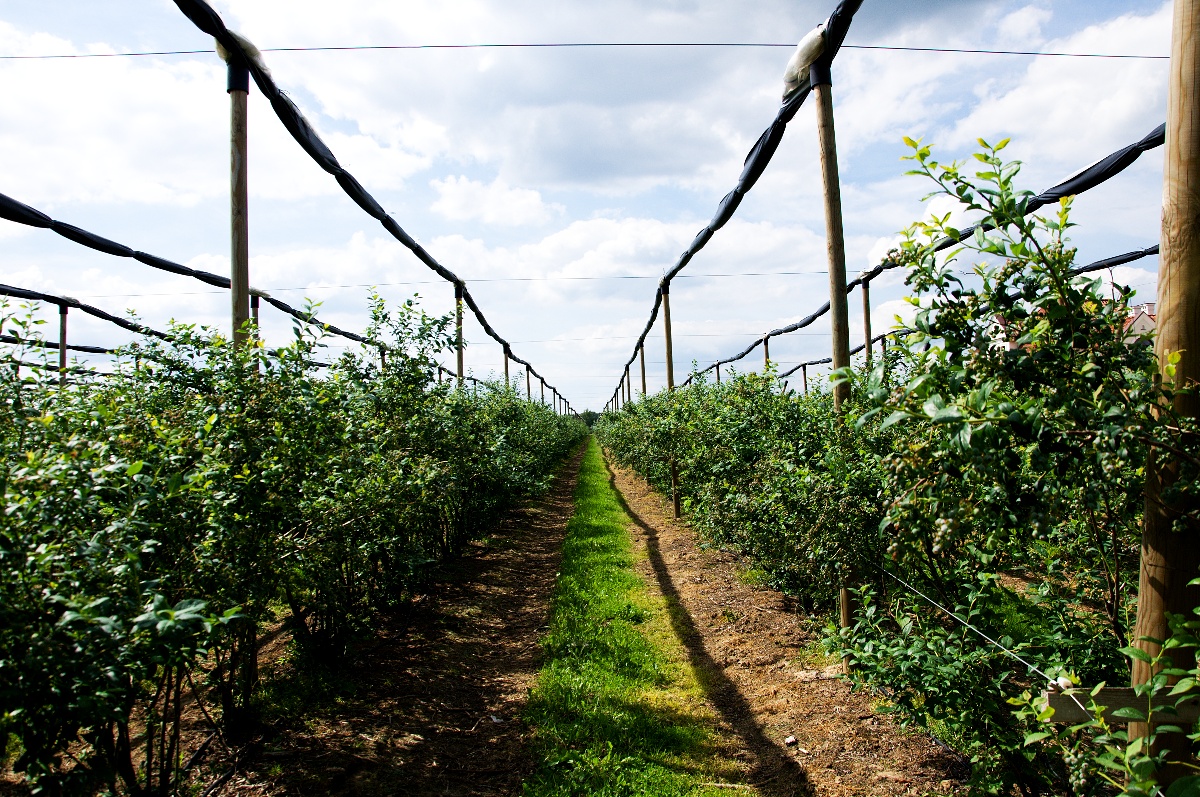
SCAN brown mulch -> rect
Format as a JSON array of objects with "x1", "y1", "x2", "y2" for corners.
[
  {"x1": 603, "y1": 455, "x2": 968, "y2": 797},
  {"x1": 215, "y1": 443, "x2": 586, "y2": 797}
]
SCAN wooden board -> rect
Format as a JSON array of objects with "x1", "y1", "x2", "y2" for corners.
[{"x1": 1044, "y1": 687, "x2": 1200, "y2": 724}]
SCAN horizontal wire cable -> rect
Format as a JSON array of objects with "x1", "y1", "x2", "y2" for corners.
[
  {"x1": 0, "y1": 44, "x2": 1168, "y2": 61},
  {"x1": 60, "y1": 270, "x2": 836, "y2": 299}
]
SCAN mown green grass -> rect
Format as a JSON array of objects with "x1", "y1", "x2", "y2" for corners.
[{"x1": 522, "y1": 437, "x2": 745, "y2": 797}]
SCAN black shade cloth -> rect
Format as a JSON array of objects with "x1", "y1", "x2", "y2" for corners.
[
  {"x1": 0, "y1": 283, "x2": 173, "y2": 341},
  {"x1": 0, "y1": 191, "x2": 371, "y2": 344},
  {"x1": 170, "y1": 0, "x2": 569, "y2": 402},
  {"x1": 1071, "y1": 244, "x2": 1159, "y2": 275},
  {"x1": 610, "y1": 0, "x2": 864, "y2": 403},
  {"x1": 676, "y1": 123, "x2": 1165, "y2": 391},
  {"x1": 0, "y1": 332, "x2": 113, "y2": 355}
]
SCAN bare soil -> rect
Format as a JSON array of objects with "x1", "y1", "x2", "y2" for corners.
[
  {"x1": 603, "y1": 455, "x2": 968, "y2": 797},
  {"x1": 215, "y1": 443, "x2": 587, "y2": 797}
]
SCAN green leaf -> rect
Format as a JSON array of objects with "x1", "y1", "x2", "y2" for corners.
[
  {"x1": 930, "y1": 406, "x2": 965, "y2": 424},
  {"x1": 1166, "y1": 775, "x2": 1200, "y2": 797},
  {"x1": 879, "y1": 410, "x2": 912, "y2": 431},
  {"x1": 1120, "y1": 646, "x2": 1154, "y2": 664}
]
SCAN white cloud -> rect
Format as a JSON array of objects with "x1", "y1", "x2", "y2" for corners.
[
  {"x1": 997, "y1": 6, "x2": 1053, "y2": 44},
  {"x1": 876, "y1": 297, "x2": 920, "y2": 330},
  {"x1": 0, "y1": 20, "x2": 438, "y2": 209},
  {"x1": 431, "y1": 175, "x2": 562, "y2": 225},
  {"x1": 946, "y1": 3, "x2": 1171, "y2": 168}
]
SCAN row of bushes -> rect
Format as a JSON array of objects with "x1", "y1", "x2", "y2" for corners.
[
  {"x1": 1, "y1": 296, "x2": 587, "y2": 795},
  {"x1": 597, "y1": 139, "x2": 1200, "y2": 795}
]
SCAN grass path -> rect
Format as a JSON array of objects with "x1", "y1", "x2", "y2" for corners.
[{"x1": 521, "y1": 437, "x2": 752, "y2": 796}]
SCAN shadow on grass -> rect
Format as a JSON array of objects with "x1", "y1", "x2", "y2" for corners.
[{"x1": 603, "y1": 459, "x2": 814, "y2": 797}]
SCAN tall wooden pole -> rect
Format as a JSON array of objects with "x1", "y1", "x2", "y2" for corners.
[
  {"x1": 58, "y1": 304, "x2": 67, "y2": 386},
  {"x1": 862, "y1": 278, "x2": 873, "y2": 365},
  {"x1": 1130, "y1": 0, "x2": 1200, "y2": 768},
  {"x1": 802, "y1": 363, "x2": 808, "y2": 393},
  {"x1": 716, "y1": 363, "x2": 721, "y2": 384},
  {"x1": 526, "y1": 366, "x2": 531, "y2": 400},
  {"x1": 763, "y1": 337, "x2": 770, "y2": 370},
  {"x1": 639, "y1": 345, "x2": 647, "y2": 395},
  {"x1": 662, "y1": 284, "x2": 675, "y2": 390},
  {"x1": 228, "y1": 61, "x2": 250, "y2": 348},
  {"x1": 813, "y1": 64, "x2": 853, "y2": 667},
  {"x1": 625, "y1": 364, "x2": 632, "y2": 404},
  {"x1": 504, "y1": 349, "x2": 509, "y2": 388},
  {"x1": 541, "y1": 378, "x2": 545, "y2": 404},
  {"x1": 455, "y1": 283, "x2": 464, "y2": 386},
  {"x1": 662, "y1": 282, "x2": 681, "y2": 518},
  {"x1": 814, "y1": 81, "x2": 850, "y2": 409}
]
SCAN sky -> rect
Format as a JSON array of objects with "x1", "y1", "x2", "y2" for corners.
[{"x1": 0, "y1": 0, "x2": 1172, "y2": 410}]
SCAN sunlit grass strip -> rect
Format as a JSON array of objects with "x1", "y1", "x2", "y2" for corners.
[{"x1": 522, "y1": 437, "x2": 744, "y2": 797}]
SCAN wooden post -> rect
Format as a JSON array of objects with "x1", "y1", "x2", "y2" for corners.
[
  {"x1": 763, "y1": 337, "x2": 770, "y2": 370},
  {"x1": 813, "y1": 63, "x2": 854, "y2": 667},
  {"x1": 626, "y1": 364, "x2": 632, "y2": 404},
  {"x1": 504, "y1": 349, "x2": 509, "y2": 388},
  {"x1": 802, "y1": 363, "x2": 808, "y2": 393},
  {"x1": 58, "y1": 304, "x2": 67, "y2": 386},
  {"x1": 862, "y1": 278, "x2": 873, "y2": 365},
  {"x1": 662, "y1": 282, "x2": 681, "y2": 517},
  {"x1": 251, "y1": 294, "x2": 260, "y2": 335},
  {"x1": 454, "y1": 283, "x2": 464, "y2": 386},
  {"x1": 716, "y1": 362, "x2": 721, "y2": 384},
  {"x1": 526, "y1": 366, "x2": 531, "y2": 400},
  {"x1": 228, "y1": 60, "x2": 250, "y2": 348},
  {"x1": 670, "y1": 460, "x2": 681, "y2": 519},
  {"x1": 881, "y1": 334, "x2": 888, "y2": 389},
  {"x1": 639, "y1": 345, "x2": 647, "y2": 395},
  {"x1": 814, "y1": 80, "x2": 851, "y2": 409},
  {"x1": 662, "y1": 284, "x2": 675, "y2": 390},
  {"x1": 1131, "y1": 0, "x2": 1200, "y2": 768},
  {"x1": 541, "y1": 378, "x2": 545, "y2": 404}
]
